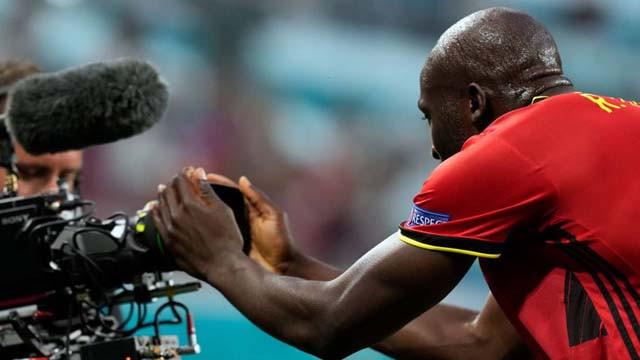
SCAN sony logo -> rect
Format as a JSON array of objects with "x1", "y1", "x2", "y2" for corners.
[{"x1": 1, "y1": 213, "x2": 30, "y2": 226}]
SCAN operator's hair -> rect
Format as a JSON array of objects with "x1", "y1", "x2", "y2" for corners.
[
  {"x1": 0, "y1": 60, "x2": 41, "y2": 89},
  {"x1": 426, "y1": 7, "x2": 572, "y2": 107},
  {"x1": 0, "y1": 60, "x2": 42, "y2": 111},
  {"x1": 0, "y1": 60, "x2": 85, "y2": 193}
]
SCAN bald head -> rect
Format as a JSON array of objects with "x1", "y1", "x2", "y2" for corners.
[
  {"x1": 419, "y1": 7, "x2": 574, "y2": 161},
  {"x1": 426, "y1": 7, "x2": 570, "y2": 104}
]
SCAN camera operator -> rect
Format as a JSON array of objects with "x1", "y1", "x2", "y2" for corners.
[
  {"x1": 0, "y1": 60, "x2": 83, "y2": 196},
  {"x1": 0, "y1": 58, "x2": 199, "y2": 360}
]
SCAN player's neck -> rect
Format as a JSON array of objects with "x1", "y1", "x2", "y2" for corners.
[{"x1": 537, "y1": 84, "x2": 576, "y2": 98}]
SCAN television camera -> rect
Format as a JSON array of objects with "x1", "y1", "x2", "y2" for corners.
[{"x1": 0, "y1": 59, "x2": 251, "y2": 360}]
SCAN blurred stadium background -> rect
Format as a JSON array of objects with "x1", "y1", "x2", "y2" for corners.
[{"x1": 0, "y1": 0, "x2": 637, "y2": 358}]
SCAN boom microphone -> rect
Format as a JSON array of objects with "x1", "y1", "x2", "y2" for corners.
[{"x1": 5, "y1": 58, "x2": 169, "y2": 155}]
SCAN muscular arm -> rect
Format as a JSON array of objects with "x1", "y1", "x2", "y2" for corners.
[
  {"x1": 205, "y1": 239, "x2": 474, "y2": 359},
  {"x1": 154, "y1": 175, "x2": 477, "y2": 358},
  {"x1": 203, "y1": 173, "x2": 529, "y2": 359},
  {"x1": 376, "y1": 294, "x2": 531, "y2": 359},
  {"x1": 286, "y1": 238, "x2": 530, "y2": 360}
]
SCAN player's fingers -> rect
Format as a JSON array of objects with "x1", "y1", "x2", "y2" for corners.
[
  {"x1": 143, "y1": 200, "x2": 158, "y2": 211},
  {"x1": 160, "y1": 183, "x2": 180, "y2": 218},
  {"x1": 153, "y1": 188, "x2": 173, "y2": 248},
  {"x1": 238, "y1": 176, "x2": 277, "y2": 217},
  {"x1": 158, "y1": 184, "x2": 176, "y2": 221},
  {"x1": 244, "y1": 196, "x2": 260, "y2": 221},
  {"x1": 206, "y1": 173, "x2": 238, "y2": 188},
  {"x1": 185, "y1": 167, "x2": 225, "y2": 207},
  {"x1": 152, "y1": 208, "x2": 169, "y2": 243},
  {"x1": 173, "y1": 168, "x2": 202, "y2": 204},
  {"x1": 197, "y1": 169, "x2": 224, "y2": 205}
]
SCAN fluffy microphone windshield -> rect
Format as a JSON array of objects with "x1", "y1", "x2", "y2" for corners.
[{"x1": 6, "y1": 58, "x2": 169, "y2": 154}]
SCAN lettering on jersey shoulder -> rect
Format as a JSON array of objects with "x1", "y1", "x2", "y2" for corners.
[
  {"x1": 407, "y1": 204, "x2": 450, "y2": 227},
  {"x1": 578, "y1": 92, "x2": 640, "y2": 114}
]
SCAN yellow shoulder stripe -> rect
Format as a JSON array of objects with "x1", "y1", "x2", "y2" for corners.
[{"x1": 398, "y1": 232, "x2": 501, "y2": 259}]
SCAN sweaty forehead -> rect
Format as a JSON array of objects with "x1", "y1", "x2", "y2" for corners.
[
  {"x1": 418, "y1": 61, "x2": 445, "y2": 112},
  {"x1": 418, "y1": 66, "x2": 432, "y2": 109},
  {"x1": 419, "y1": 59, "x2": 439, "y2": 89},
  {"x1": 419, "y1": 65, "x2": 429, "y2": 90},
  {"x1": 419, "y1": 54, "x2": 452, "y2": 97}
]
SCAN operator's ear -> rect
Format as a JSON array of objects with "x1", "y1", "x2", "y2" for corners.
[{"x1": 468, "y1": 83, "x2": 491, "y2": 133}]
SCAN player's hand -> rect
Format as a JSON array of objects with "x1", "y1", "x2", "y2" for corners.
[
  {"x1": 198, "y1": 172, "x2": 296, "y2": 274},
  {"x1": 237, "y1": 176, "x2": 296, "y2": 274},
  {"x1": 153, "y1": 167, "x2": 244, "y2": 280}
]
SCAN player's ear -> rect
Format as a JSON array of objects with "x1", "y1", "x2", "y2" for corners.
[{"x1": 468, "y1": 83, "x2": 491, "y2": 132}]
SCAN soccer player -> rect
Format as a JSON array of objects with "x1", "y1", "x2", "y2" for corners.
[
  {"x1": 0, "y1": 60, "x2": 83, "y2": 196},
  {"x1": 154, "y1": 7, "x2": 640, "y2": 359}
]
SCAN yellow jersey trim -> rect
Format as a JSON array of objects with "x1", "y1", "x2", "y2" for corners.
[
  {"x1": 530, "y1": 95, "x2": 549, "y2": 104},
  {"x1": 398, "y1": 232, "x2": 501, "y2": 259}
]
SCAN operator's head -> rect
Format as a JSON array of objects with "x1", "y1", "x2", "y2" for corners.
[
  {"x1": 420, "y1": 7, "x2": 573, "y2": 161},
  {"x1": 0, "y1": 60, "x2": 83, "y2": 196}
]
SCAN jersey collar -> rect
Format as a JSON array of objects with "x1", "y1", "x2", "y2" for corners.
[{"x1": 530, "y1": 95, "x2": 549, "y2": 104}]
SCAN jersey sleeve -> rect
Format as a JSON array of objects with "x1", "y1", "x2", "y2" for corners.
[{"x1": 399, "y1": 137, "x2": 556, "y2": 259}]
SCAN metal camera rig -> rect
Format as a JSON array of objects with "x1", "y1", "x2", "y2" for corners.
[
  {"x1": 0, "y1": 124, "x2": 212, "y2": 360},
  {"x1": 0, "y1": 176, "x2": 205, "y2": 360},
  {"x1": 0, "y1": 57, "x2": 260, "y2": 360}
]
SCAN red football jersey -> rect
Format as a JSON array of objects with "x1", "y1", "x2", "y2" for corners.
[{"x1": 400, "y1": 93, "x2": 640, "y2": 359}]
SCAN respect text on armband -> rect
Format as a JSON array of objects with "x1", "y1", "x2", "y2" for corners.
[{"x1": 407, "y1": 204, "x2": 450, "y2": 227}]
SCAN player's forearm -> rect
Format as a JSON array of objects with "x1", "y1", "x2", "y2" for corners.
[
  {"x1": 287, "y1": 256, "x2": 490, "y2": 359},
  {"x1": 375, "y1": 304, "x2": 480, "y2": 359},
  {"x1": 282, "y1": 253, "x2": 528, "y2": 359},
  {"x1": 206, "y1": 252, "x2": 365, "y2": 358},
  {"x1": 377, "y1": 304, "x2": 532, "y2": 360},
  {"x1": 282, "y1": 253, "x2": 493, "y2": 359},
  {"x1": 284, "y1": 252, "x2": 492, "y2": 357},
  {"x1": 283, "y1": 252, "x2": 342, "y2": 281},
  {"x1": 206, "y1": 241, "x2": 464, "y2": 359}
]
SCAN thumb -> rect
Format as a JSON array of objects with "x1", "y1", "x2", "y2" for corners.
[
  {"x1": 238, "y1": 176, "x2": 277, "y2": 217},
  {"x1": 206, "y1": 173, "x2": 238, "y2": 188}
]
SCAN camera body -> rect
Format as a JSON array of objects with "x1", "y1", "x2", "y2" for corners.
[
  {"x1": 0, "y1": 182, "x2": 250, "y2": 359},
  {"x1": 0, "y1": 190, "x2": 68, "y2": 302},
  {"x1": 0, "y1": 56, "x2": 223, "y2": 359}
]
